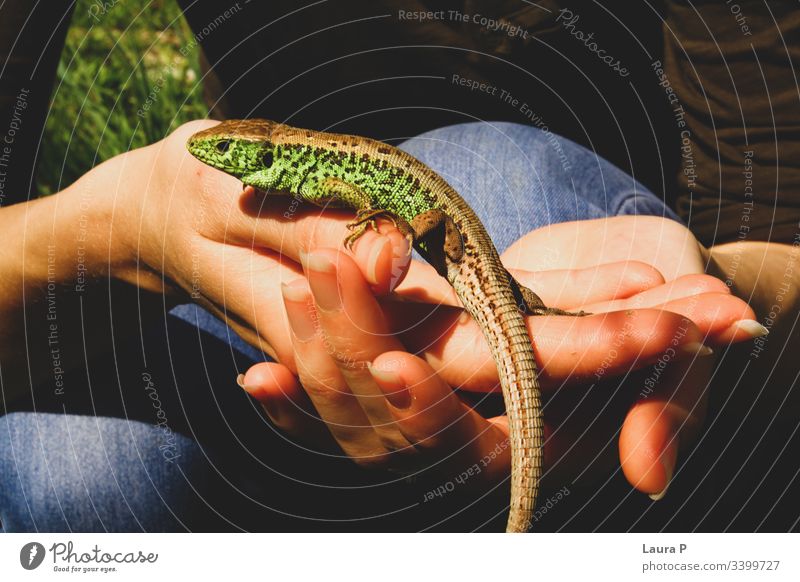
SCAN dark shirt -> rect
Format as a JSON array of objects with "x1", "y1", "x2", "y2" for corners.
[{"x1": 666, "y1": 0, "x2": 800, "y2": 245}]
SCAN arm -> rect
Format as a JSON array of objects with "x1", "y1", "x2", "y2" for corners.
[
  {"x1": 0, "y1": 159, "x2": 132, "y2": 398},
  {"x1": 705, "y1": 241, "x2": 800, "y2": 416},
  {"x1": 0, "y1": 120, "x2": 403, "y2": 403}
]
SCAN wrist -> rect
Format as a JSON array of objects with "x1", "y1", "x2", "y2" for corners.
[
  {"x1": 20, "y1": 153, "x2": 157, "y2": 296},
  {"x1": 706, "y1": 240, "x2": 799, "y2": 318},
  {"x1": 31, "y1": 164, "x2": 125, "y2": 289},
  {"x1": 70, "y1": 147, "x2": 180, "y2": 296},
  {"x1": 707, "y1": 240, "x2": 800, "y2": 418}
]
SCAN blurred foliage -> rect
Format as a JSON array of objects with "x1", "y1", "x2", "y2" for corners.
[{"x1": 37, "y1": 0, "x2": 207, "y2": 195}]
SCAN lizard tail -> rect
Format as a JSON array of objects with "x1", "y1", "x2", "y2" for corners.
[
  {"x1": 491, "y1": 302, "x2": 543, "y2": 533},
  {"x1": 453, "y1": 265, "x2": 543, "y2": 533}
]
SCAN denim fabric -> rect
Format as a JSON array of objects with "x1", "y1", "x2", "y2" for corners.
[
  {"x1": 0, "y1": 413, "x2": 213, "y2": 532},
  {"x1": 398, "y1": 121, "x2": 679, "y2": 253},
  {"x1": 0, "y1": 122, "x2": 678, "y2": 532}
]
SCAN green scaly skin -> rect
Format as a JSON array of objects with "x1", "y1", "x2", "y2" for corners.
[{"x1": 188, "y1": 119, "x2": 572, "y2": 533}]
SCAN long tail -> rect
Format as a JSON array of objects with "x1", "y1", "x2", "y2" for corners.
[{"x1": 453, "y1": 260, "x2": 543, "y2": 533}]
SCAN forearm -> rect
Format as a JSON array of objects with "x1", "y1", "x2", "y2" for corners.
[
  {"x1": 706, "y1": 240, "x2": 799, "y2": 321},
  {"x1": 0, "y1": 153, "x2": 154, "y2": 400},
  {"x1": 705, "y1": 240, "x2": 800, "y2": 416}
]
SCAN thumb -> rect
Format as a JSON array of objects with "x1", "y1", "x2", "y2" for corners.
[
  {"x1": 619, "y1": 400, "x2": 679, "y2": 500},
  {"x1": 618, "y1": 356, "x2": 711, "y2": 499}
]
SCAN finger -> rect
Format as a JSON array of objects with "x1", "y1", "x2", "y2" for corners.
[
  {"x1": 301, "y1": 249, "x2": 411, "y2": 451},
  {"x1": 394, "y1": 260, "x2": 666, "y2": 310},
  {"x1": 619, "y1": 356, "x2": 711, "y2": 498},
  {"x1": 393, "y1": 258, "x2": 460, "y2": 306},
  {"x1": 234, "y1": 188, "x2": 412, "y2": 295},
  {"x1": 511, "y1": 261, "x2": 666, "y2": 308},
  {"x1": 185, "y1": 238, "x2": 298, "y2": 367},
  {"x1": 238, "y1": 362, "x2": 337, "y2": 448},
  {"x1": 580, "y1": 273, "x2": 764, "y2": 344},
  {"x1": 187, "y1": 230, "x2": 408, "y2": 371},
  {"x1": 388, "y1": 305, "x2": 714, "y2": 392},
  {"x1": 579, "y1": 273, "x2": 728, "y2": 311},
  {"x1": 369, "y1": 351, "x2": 511, "y2": 484},
  {"x1": 280, "y1": 278, "x2": 390, "y2": 462},
  {"x1": 653, "y1": 292, "x2": 764, "y2": 345}
]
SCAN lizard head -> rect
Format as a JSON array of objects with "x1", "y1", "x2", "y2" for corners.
[{"x1": 187, "y1": 119, "x2": 280, "y2": 186}]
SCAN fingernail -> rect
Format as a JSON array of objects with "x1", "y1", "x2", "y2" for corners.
[
  {"x1": 304, "y1": 252, "x2": 336, "y2": 274},
  {"x1": 369, "y1": 363, "x2": 411, "y2": 409},
  {"x1": 281, "y1": 279, "x2": 309, "y2": 303},
  {"x1": 237, "y1": 374, "x2": 262, "y2": 398},
  {"x1": 281, "y1": 282, "x2": 317, "y2": 341},
  {"x1": 728, "y1": 319, "x2": 769, "y2": 338},
  {"x1": 649, "y1": 442, "x2": 677, "y2": 501},
  {"x1": 649, "y1": 484, "x2": 670, "y2": 501},
  {"x1": 457, "y1": 310, "x2": 472, "y2": 325},
  {"x1": 681, "y1": 342, "x2": 714, "y2": 358},
  {"x1": 304, "y1": 252, "x2": 342, "y2": 311},
  {"x1": 366, "y1": 235, "x2": 390, "y2": 286}
]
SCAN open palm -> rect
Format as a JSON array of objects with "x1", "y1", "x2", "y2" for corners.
[{"x1": 240, "y1": 215, "x2": 761, "y2": 502}]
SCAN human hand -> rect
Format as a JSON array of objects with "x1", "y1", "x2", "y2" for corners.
[
  {"x1": 239, "y1": 216, "x2": 763, "y2": 499},
  {"x1": 110, "y1": 120, "x2": 411, "y2": 366}
]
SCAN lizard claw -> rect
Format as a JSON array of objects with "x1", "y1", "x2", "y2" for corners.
[
  {"x1": 343, "y1": 228, "x2": 364, "y2": 251},
  {"x1": 345, "y1": 208, "x2": 396, "y2": 249}
]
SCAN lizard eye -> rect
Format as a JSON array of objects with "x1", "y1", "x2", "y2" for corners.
[
  {"x1": 262, "y1": 151, "x2": 274, "y2": 168},
  {"x1": 216, "y1": 140, "x2": 230, "y2": 153}
]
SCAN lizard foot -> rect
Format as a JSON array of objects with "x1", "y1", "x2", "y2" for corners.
[
  {"x1": 526, "y1": 306, "x2": 589, "y2": 317},
  {"x1": 350, "y1": 208, "x2": 398, "y2": 229},
  {"x1": 345, "y1": 208, "x2": 414, "y2": 253},
  {"x1": 344, "y1": 222, "x2": 371, "y2": 250},
  {"x1": 344, "y1": 209, "x2": 382, "y2": 250},
  {"x1": 511, "y1": 276, "x2": 589, "y2": 317}
]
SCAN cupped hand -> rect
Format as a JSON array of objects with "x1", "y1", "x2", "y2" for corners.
[
  {"x1": 112, "y1": 120, "x2": 411, "y2": 366},
  {"x1": 239, "y1": 215, "x2": 764, "y2": 499}
]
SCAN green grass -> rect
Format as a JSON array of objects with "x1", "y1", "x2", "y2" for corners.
[{"x1": 37, "y1": 0, "x2": 207, "y2": 195}]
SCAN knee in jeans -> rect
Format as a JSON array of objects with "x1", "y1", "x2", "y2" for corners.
[
  {"x1": 401, "y1": 121, "x2": 580, "y2": 187},
  {"x1": 0, "y1": 413, "x2": 208, "y2": 531}
]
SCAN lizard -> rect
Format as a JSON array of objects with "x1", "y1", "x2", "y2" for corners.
[{"x1": 187, "y1": 119, "x2": 580, "y2": 533}]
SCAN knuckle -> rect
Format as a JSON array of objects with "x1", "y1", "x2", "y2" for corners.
[
  {"x1": 319, "y1": 336, "x2": 374, "y2": 371},
  {"x1": 328, "y1": 347, "x2": 371, "y2": 372},
  {"x1": 297, "y1": 212, "x2": 349, "y2": 252}
]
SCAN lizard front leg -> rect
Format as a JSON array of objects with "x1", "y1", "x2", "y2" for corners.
[
  {"x1": 314, "y1": 177, "x2": 413, "y2": 250},
  {"x1": 348, "y1": 208, "x2": 411, "y2": 248}
]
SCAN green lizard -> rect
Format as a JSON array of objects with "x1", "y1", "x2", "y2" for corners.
[{"x1": 187, "y1": 119, "x2": 578, "y2": 533}]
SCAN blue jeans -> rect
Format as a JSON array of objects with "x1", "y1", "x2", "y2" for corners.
[{"x1": 0, "y1": 122, "x2": 678, "y2": 532}]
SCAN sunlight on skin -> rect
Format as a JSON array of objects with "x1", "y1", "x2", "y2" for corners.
[{"x1": 240, "y1": 225, "x2": 761, "y2": 499}]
